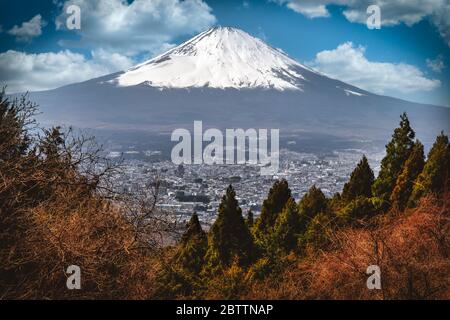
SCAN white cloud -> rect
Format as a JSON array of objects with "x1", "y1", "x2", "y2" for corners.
[
  {"x1": 0, "y1": 0, "x2": 217, "y2": 93},
  {"x1": 426, "y1": 55, "x2": 446, "y2": 73},
  {"x1": 0, "y1": 50, "x2": 134, "y2": 93},
  {"x1": 309, "y1": 42, "x2": 441, "y2": 94},
  {"x1": 340, "y1": 0, "x2": 442, "y2": 26},
  {"x1": 286, "y1": 2, "x2": 330, "y2": 18},
  {"x1": 8, "y1": 14, "x2": 46, "y2": 42},
  {"x1": 55, "y1": 0, "x2": 217, "y2": 57},
  {"x1": 277, "y1": 0, "x2": 450, "y2": 46},
  {"x1": 431, "y1": 2, "x2": 450, "y2": 47}
]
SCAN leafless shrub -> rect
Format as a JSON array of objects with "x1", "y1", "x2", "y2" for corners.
[{"x1": 0, "y1": 92, "x2": 173, "y2": 299}]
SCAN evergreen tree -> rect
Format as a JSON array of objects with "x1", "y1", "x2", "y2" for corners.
[
  {"x1": 340, "y1": 196, "x2": 377, "y2": 223},
  {"x1": 408, "y1": 132, "x2": 450, "y2": 206},
  {"x1": 159, "y1": 211, "x2": 207, "y2": 299},
  {"x1": 298, "y1": 212, "x2": 332, "y2": 253},
  {"x1": 373, "y1": 113, "x2": 415, "y2": 203},
  {"x1": 298, "y1": 185, "x2": 328, "y2": 220},
  {"x1": 390, "y1": 141, "x2": 425, "y2": 211},
  {"x1": 298, "y1": 186, "x2": 328, "y2": 234},
  {"x1": 342, "y1": 155, "x2": 374, "y2": 201},
  {"x1": 176, "y1": 212, "x2": 208, "y2": 275},
  {"x1": 205, "y1": 185, "x2": 253, "y2": 271},
  {"x1": 246, "y1": 209, "x2": 254, "y2": 230},
  {"x1": 273, "y1": 198, "x2": 300, "y2": 252},
  {"x1": 254, "y1": 179, "x2": 293, "y2": 242}
]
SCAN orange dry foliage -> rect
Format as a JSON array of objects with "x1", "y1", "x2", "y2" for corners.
[
  {"x1": 246, "y1": 194, "x2": 449, "y2": 300},
  {"x1": 1, "y1": 184, "x2": 161, "y2": 299}
]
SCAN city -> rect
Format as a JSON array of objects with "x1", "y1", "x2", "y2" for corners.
[{"x1": 106, "y1": 145, "x2": 384, "y2": 227}]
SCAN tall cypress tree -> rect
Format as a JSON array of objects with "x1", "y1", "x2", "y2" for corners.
[
  {"x1": 297, "y1": 185, "x2": 329, "y2": 236},
  {"x1": 342, "y1": 155, "x2": 374, "y2": 202},
  {"x1": 157, "y1": 213, "x2": 207, "y2": 298},
  {"x1": 298, "y1": 185, "x2": 328, "y2": 220},
  {"x1": 373, "y1": 113, "x2": 415, "y2": 202},
  {"x1": 273, "y1": 198, "x2": 300, "y2": 253},
  {"x1": 390, "y1": 141, "x2": 425, "y2": 211},
  {"x1": 176, "y1": 212, "x2": 208, "y2": 275},
  {"x1": 408, "y1": 132, "x2": 450, "y2": 207},
  {"x1": 246, "y1": 209, "x2": 254, "y2": 230},
  {"x1": 205, "y1": 185, "x2": 253, "y2": 271},
  {"x1": 254, "y1": 179, "x2": 293, "y2": 242}
]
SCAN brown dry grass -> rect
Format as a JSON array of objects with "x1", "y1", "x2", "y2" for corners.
[{"x1": 245, "y1": 194, "x2": 449, "y2": 300}]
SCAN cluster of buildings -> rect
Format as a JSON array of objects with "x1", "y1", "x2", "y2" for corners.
[{"x1": 106, "y1": 148, "x2": 383, "y2": 225}]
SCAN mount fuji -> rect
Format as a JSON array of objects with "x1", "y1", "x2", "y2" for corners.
[
  {"x1": 27, "y1": 27, "x2": 449, "y2": 142},
  {"x1": 116, "y1": 27, "x2": 318, "y2": 91}
]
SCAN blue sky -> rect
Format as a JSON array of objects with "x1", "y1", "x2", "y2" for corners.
[{"x1": 0, "y1": 0, "x2": 449, "y2": 106}]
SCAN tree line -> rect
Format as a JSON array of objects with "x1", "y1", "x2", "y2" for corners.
[
  {"x1": 162, "y1": 112, "x2": 450, "y2": 298},
  {"x1": 1, "y1": 90, "x2": 448, "y2": 299}
]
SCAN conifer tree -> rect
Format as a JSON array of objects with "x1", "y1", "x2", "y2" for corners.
[
  {"x1": 246, "y1": 209, "x2": 254, "y2": 229},
  {"x1": 342, "y1": 155, "x2": 374, "y2": 201},
  {"x1": 298, "y1": 212, "x2": 332, "y2": 253},
  {"x1": 298, "y1": 186, "x2": 328, "y2": 234},
  {"x1": 273, "y1": 198, "x2": 300, "y2": 252},
  {"x1": 390, "y1": 141, "x2": 425, "y2": 211},
  {"x1": 373, "y1": 113, "x2": 415, "y2": 203},
  {"x1": 176, "y1": 212, "x2": 208, "y2": 275},
  {"x1": 408, "y1": 132, "x2": 450, "y2": 206},
  {"x1": 205, "y1": 185, "x2": 253, "y2": 271},
  {"x1": 341, "y1": 196, "x2": 377, "y2": 222},
  {"x1": 298, "y1": 185, "x2": 328, "y2": 220},
  {"x1": 254, "y1": 179, "x2": 293, "y2": 242}
]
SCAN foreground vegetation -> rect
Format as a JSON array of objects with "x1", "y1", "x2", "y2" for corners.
[{"x1": 1, "y1": 91, "x2": 449, "y2": 299}]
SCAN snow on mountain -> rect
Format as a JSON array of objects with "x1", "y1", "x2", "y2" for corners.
[
  {"x1": 25, "y1": 27, "x2": 449, "y2": 142},
  {"x1": 115, "y1": 27, "x2": 317, "y2": 91}
]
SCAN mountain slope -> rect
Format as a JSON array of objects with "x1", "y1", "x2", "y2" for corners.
[
  {"x1": 114, "y1": 27, "x2": 316, "y2": 91},
  {"x1": 26, "y1": 27, "x2": 449, "y2": 143}
]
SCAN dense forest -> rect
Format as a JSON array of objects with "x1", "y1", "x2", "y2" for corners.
[{"x1": 1, "y1": 90, "x2": 449, "y2": 299}]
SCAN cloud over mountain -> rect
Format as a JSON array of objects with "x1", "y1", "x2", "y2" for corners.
[
  {"x1": 1, "y1": 0, "x2": 217, "y2": 93},
  {"x1": 309, "y1": 42, "x2": 441, "y2": 94},
  {"x1": 0, "y1": 49, "x2": 133, "y2": 93},
  {"x1": 55, "y1": 0, "x2": 217, "y2": 57}
]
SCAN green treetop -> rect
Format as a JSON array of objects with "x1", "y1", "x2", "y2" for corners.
[
  {"x1": 390, "y1": 140, "x2": 425, "y2": 211},
  {"x1": 298, "y1": 185, "x2": 328, "y2": 220},
  {"x1": 372, "y1": 113, "x2": 415, "y2": 203},
  {"x1": 254, "y1": 179, "x2": 293, "y2": 243},
  {"x1": 246, "y1": 209, "x2": 254, "y2": 230},
  {"x1": 205, "y1": 185, "x2": 254, "y2": 272},
  {"x1": 273, "y1": 197, "x2": 301, "y2": 253},
  {"x1": 342, "y1": 155, "x2": 374, "y2": 202},
  {"x1": 408, "y1": 132, "x2": 450, "y2": 207},
  {"x1": 176, "y1": 212, "x2": 208, "y2": 275}
]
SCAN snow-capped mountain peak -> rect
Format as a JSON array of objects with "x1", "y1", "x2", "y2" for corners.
[
  {"x1": 115, "y1": 26, "x2": 314, "y2": 90},
  {"x1": 27, "y1": 27, "x2": 450, "y2": 142}
]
